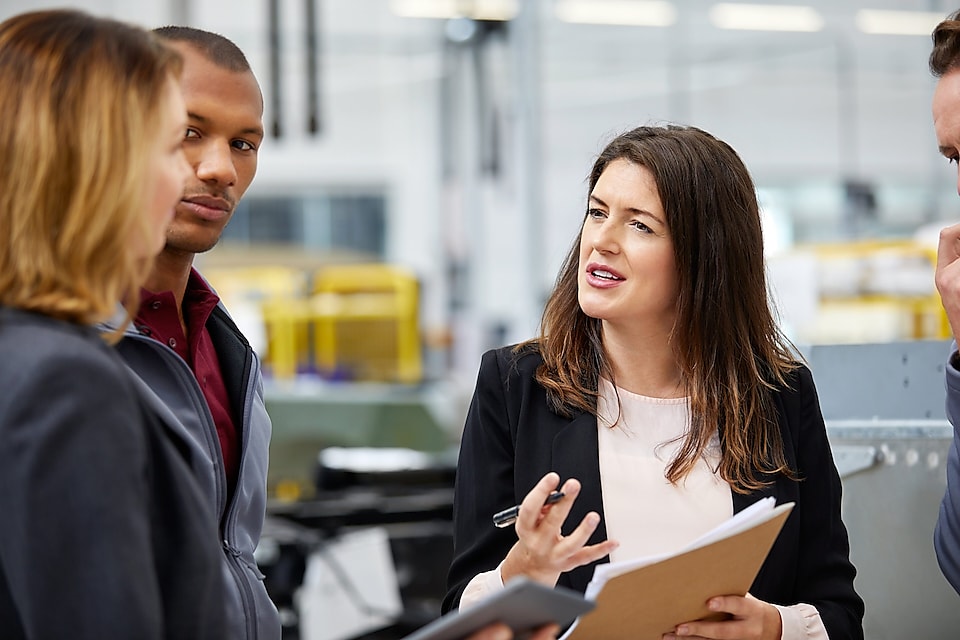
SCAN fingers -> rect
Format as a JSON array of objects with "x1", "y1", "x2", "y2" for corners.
[
  {"x1": 560, "y1": 538, "x2": 619, "y2": 571},
  {"x1": 516, "y1": 473, "x2": 571, "y2": 532},
  {"x1": 502, "y1": 472, "x2": 618, "y2": 585},
  {"x1": 936, "y1": 223, "x2": 960, "y2": 300},
  {"x1": 465, "y1": 622, "x2": 512, "y2": 640},
  {"x1": 937, "y1": 222, "x2": 960, "y2": 272},
  {"x1": 553, "y1": 511, "x2": 617, "y2": 571},
  {"x1": 527, "y1": 623, "x2": 561, "y2": 640},
  {"x1": 707, "y1": 595, "x2": 749, "y2": 616},
  {"x1": 464, "y1": 622, "x2": 559, "y2": 640},
  {"x1": 666, "y1": 595, "x2": 781, "y2": 640},
  {"x1": 937, "y1": 224, "x2": 960, "y2": 343}
]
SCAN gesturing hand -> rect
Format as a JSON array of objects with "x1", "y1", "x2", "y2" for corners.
[{"x1": 500, "y1": 472, "x2": 619, "y2": 587}]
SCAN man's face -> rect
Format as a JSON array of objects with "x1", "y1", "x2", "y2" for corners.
[
  {"x1": 166, "y1": 42, "x2": 264, "y2": 255},
  {"x1": 934, "y1": 68, "x2": 960, "y2": 196}
]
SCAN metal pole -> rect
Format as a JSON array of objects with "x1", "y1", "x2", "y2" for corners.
[
  {"x1": 305, "y1": 0, "x2": 321, "y2": 135},
  {"x1": 168, "y1": 0, "x2": 190, "y2": 25},
  {"x1": 268, "y1": 0, "x2": 283, "y2": 139},
  {"x1": 512, "y1": 1, "x2": 545, "y2": 325}
]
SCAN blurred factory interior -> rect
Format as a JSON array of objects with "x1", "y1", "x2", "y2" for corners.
[{"x1": 2, "y1": 0, "x2": 960, "y2": 637}]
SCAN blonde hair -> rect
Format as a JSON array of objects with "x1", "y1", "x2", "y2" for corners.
[{"x1": 0, "y1": 9, "x2": 181, "y2": 335}]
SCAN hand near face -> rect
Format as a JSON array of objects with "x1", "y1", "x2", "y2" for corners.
[
  {"x1": 660, "y1": 594, "x2": 782, "y2": 640},
  {"x1": 464, "y1": 622, "x2": 559, "y2": 640},
  {"x1": 936, "y1": 222, "x2": 960, "y2": 346},
  {"x1": 500, "y1": 472, "x2": 619, "y2": 587}
]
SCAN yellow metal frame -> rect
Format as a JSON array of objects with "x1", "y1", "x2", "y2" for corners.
[
  {"x1": 803, "y1": 239, "x2": 949, "y2": 341},
  {"x1": 310, "y1": 264, "x2": 422, "y2": 384}
]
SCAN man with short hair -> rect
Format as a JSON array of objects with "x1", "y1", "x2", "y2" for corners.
[
  {"x1": 98, "y1": 26, "x2": 560, "y2": 640},
  {"x1": 100, "y1": 27, "x2": 279, "y2": 639},
  {"x1": 931, "y1": 9, "x2": 960, "y2": 596}
]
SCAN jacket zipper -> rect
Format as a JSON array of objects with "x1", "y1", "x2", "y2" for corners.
[
  {"x1": 129, "y1": 328, "x2": 259, "y2": 639},
  {"x1": 221, "y1": 336, "x2": 259, "y2": 640}
]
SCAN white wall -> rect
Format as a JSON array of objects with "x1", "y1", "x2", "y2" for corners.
[{"x1": 1, "y1": 0, "x2": 956, "y2": 381}]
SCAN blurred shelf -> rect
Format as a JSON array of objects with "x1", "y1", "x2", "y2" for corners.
[{"x1": 263, "y1": 379, "x2": 459, "y2": 500}]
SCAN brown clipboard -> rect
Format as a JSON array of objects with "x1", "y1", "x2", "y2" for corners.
[{"x1": 565, "y1": 502, "x2": 794, "y2": 640}]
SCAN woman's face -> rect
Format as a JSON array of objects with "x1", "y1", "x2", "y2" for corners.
[
  {"x1": 140, "y1": 75, "x2": 190, "y2": 258},
  {"x1": 577, "y1": 158, "x2": 679, "y2": 336}
]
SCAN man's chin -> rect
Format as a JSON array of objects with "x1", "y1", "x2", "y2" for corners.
[{"x1": 163, "y1": 235, "x2": 222, "y2": 256}]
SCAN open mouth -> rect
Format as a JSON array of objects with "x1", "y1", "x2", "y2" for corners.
[{"x1": 590, "y1": 268, "x2": 623, "y2": 281}]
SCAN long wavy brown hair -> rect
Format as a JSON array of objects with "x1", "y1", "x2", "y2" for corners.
[{"x1": 520, "y1": 125, "x2": 798, "y2": 493}]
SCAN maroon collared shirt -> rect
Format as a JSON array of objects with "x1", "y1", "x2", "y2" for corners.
[{"x1": 136, "y1": 269, "x2": 241, "y2": 497}]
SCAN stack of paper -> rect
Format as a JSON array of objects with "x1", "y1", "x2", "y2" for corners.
[{"x1": 563, "y1": 497, "x2": 795, "y2": 640}]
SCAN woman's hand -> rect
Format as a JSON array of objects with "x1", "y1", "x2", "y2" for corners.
[
  {"x1": 465, "y1": 622, "x2": 560, "y2": 640},
  {"x1": 500, "y1": 472, "x2": 619, "y2": 587},
  {"x1": 662, "y1": 594, "x2": 782, "y2": 640}
]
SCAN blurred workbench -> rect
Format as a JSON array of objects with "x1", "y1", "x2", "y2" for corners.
[{"x1": 263, "y1": 379, "x2": 461, "y2": 500}]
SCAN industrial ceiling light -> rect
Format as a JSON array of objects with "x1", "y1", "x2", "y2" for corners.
[
  {"x1": 856, "y1": 10, "x2": 946, "y2": 36},
  {"x1": 710, "y1": 3, "x2": 823, "y2": 32},
  {"x1": 555, "y1": 0, "x2": 676, "y2": 27},
  {"x1": 390, "y1": 0, "x2": 518, "y2": 21}
]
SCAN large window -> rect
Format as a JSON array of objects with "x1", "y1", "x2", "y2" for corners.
[{"x1": 223, "y1": 192, "x2": 387, "y2": 257}]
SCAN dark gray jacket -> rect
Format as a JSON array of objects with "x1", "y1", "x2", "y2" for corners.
[
  {"x1": 936, "y1": 347, "x2": 960, "y2": 594},
  {"x1": 101, "y1": 302, "x2": 279, "y2": 640},
  {"x1": 0, "y1": 307, "x2": 226, "y2": 638}
]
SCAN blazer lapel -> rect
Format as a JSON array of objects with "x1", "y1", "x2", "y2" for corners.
[
  {"x1": 732, "y1": 483, "x2": 776, "y2": 514},
  {"x1": 550, "y1": 411, "x2": 609, "y2": 593}
]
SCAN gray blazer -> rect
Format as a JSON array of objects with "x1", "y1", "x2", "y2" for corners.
[
  {"x1": 0, "y1": 306, "x2": 226, "y2": 638},
  {"x1": 936, "y1": 348, "x2": 960, "y2": 594}
]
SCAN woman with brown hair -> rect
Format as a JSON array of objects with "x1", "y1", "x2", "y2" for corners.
[
  {"x1": 0, "y1": 9, "x2": 225, "y2": 638},
  {"x1": 444, "y1": 125, "x2": 863, "y2": 640}
]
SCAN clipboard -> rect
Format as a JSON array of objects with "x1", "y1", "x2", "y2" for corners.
[
  {"x1": 564, "y1": 500, "x2": 794, "y2": 640},
  {"x1": 403, "y1": 578, "x2": 594, "y2": 640}
]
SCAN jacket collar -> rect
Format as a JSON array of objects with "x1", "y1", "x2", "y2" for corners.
[
  {"x1": 550, "y1": 410, "x2": 609, "y2": 593},
  {"x1": 96, "y1": 303, "x2": 139, "y2": 337}
]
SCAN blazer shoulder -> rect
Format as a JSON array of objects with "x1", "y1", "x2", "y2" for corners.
[
  {"x1": 0, "y1": 311, "x2": 122, "y2": 380},
  {"x1": 771, "y1": 361, "x2": 816, "y2": 400},
  {"x1": 480, "y1": 343, "x2": 544, "y2": 384}
]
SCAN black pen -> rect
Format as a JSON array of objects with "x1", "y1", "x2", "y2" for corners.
[{"x1": 492, "y1": 490, "x2": 566, "y2": 528}]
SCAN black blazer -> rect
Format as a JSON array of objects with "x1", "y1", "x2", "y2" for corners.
[{"x1": 444, "y1": 346, "x2": 864, "y2": 640}]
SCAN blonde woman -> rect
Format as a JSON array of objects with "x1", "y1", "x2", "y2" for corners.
[{"x1": 0, "y1": 9, "x2": 225, "y2": 638}]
